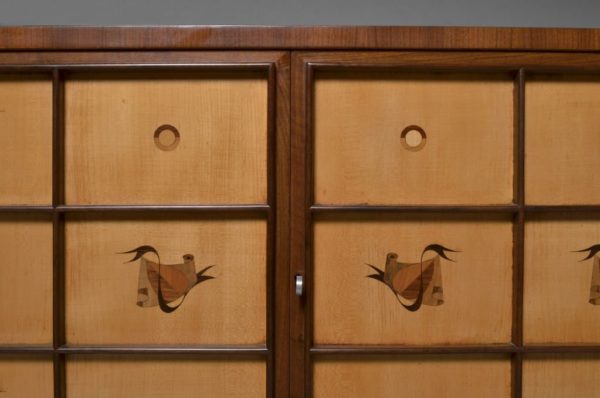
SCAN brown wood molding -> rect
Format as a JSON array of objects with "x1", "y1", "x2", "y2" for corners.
[{"x1": 1, "y1": 26, "x2": 600, "y2": 51}]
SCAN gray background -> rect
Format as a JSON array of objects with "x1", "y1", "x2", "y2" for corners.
[{"x1": 0, "y1": 0, "x2": 599, "y2": 27}]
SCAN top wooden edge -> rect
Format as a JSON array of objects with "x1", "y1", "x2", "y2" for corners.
[{"x1": 0, "y1": 26, "x2": 599, "y2": 51}]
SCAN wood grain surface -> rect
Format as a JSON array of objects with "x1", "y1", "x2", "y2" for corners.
[
  {"x1": 0, "y1": 74, "x2": 52, "y2": 205},
  {"x1": 0, "y1": 215, "x2": 53, "y2": 345},
  {"x1": 64, "y1": 71, "x2": 267, "y2": 205},
  {"x1": 65, "y1": 215, "x2": 267, "y2": 345},
  {"x1": 526, "y1": 75, "x2": 600, "y2": 205},
  {"x1": 66, "y1": 356, "x2": 265, "y2": 398},
  {"x1": 523, "y1": 354, "x2": 600, "y2": 397},
  {"x1": 524, "y1": 216, "x2": 600, "y2": 343},
  {"x1": 313, "y1": 72, "x2": 514, "y2": 205},
  {"x1": 313, "y1": 214, "x2": 513, "y2": 345},
  {"x1": 313, "y1": 355, "x2": 511, "y2": 398},
  {"x1": 0, "y1": 26, "x2": 599, "y2": 51},
  {"x1": 0, "y1": 356, "x2": 53, "y2": 397}
]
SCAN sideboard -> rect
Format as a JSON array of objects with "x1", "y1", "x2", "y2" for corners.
[{"x1": 1, "y1": 26, "x2": 600, "y2": 397}]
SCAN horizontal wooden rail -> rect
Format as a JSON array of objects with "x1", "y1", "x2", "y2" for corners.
[
  {"x1": 310, "y1": 204, "x2": 520, "y2": 213},
  {"x1": 310, "y1": 344, "x2": 600, "y2": 355},
  {"x1": 0, "y1": 345, "x2": 268, "y2": 356}
]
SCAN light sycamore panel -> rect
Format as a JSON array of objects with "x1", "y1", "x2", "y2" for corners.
[
  {"x1": 523, "y1": 355, "x2": 600, "y2": 397},
  {"x1": 314, "y1": 356, "x2": 511, "y2": 398},
  {"x1": 0, "y1": 357, "x2": 53, "y2": 397},
  {"x1": 65, "y1": 72, "x2": 268, "y2": 205},
  {"x1": 314, "y1": 72, "x2": 514, "y2": 205},
  {"x1": 313, "y1": 215, "x2": 513, "y2": 345},
  {"x1": 0, "y1": 216, "x2": 53, "y2": 345},
  {"x1": 65, "y1": 215, "x2": 266, "y2": 345},
  {"x1": 524, "y1": 217, "x2": 600, "y2": 343},
  {"x1": 526, "y1": 76, "x2": 600, "y2": 205},
  {"x1": 0, "y1": 75, "x2": 52, "y2": 205},
  {"x1": 67, "y1": 357, "x2": 265, "y2": 398}
]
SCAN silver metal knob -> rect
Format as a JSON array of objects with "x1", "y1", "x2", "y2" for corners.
[{"x1": 295, "y1": 274, "x2": 304, "y2": 297}]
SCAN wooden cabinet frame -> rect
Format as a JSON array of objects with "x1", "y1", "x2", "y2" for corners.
[{"x1": 1, "y1": 26, "x2": 600, "y2": 398}]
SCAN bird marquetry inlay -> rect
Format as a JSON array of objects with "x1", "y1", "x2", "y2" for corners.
[
  {"x1": 120, "y1": 245, "x2": 215, "y2": 313},
  {"x1": 574, "y1": 244, "x2": 600, "y2": 305},
  {"x1": 366, "y1": 244, "x2": 458, "y2": 312}
]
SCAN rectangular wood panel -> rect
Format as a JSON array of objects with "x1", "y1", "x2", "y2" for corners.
[
  {"x1": 0, "y1": 356, "x2": 53, "y2": 397},
  {"x1": 0, "y1": 215, "x2": 53, "y2": 345},
  {"x1": 65, "y1": 215, "x2": 267, "y2": 345},
  {"x1": 526, "y1": 75, "x2": 600, "y2": 205},
  {"x1": 64, "y1": 71, "x2": 268, "y2": 205},
  {"x1": 313, "y1": 355, "x2": 511, "y2": 398},
  {"x1": 0, "y1": 74, "x2": 52, "y2": 205},
  {"x1": 313, "y1": 71, "x2": 514, "y2": 205},
  {"x1": 523, "y1": 355, "x2": 600, "y2": 397},
  {"x1": 313, "y1": 214, "x2": 513, "y2": 345},
  {"x1": 524, "y1": 216, "x2": 600, "y2": 344},
  {"x1": 66, "y1": 357, "x2": 266, "y2": 398}
]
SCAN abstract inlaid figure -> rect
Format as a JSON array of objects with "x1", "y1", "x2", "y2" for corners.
[
  {"x1": 120, "y1": 245, "x2": 215, "y2": 313},
  {"x1": 574, "y1": 244, "x2": 600, "y2": 305},
  {"x1": 366, "y1": 244, "x2": 458, "y2": 312}
]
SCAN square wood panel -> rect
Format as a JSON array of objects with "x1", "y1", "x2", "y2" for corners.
[
  {"x1": 66, "y1": 357, "x2": 266, "y2": 398},
  {"x1": 526, "y1": 75, "x2": 600, "y2": 204},
  {"x1": 0, "y1": 74, "x2": 52, "y2": 205},
  {"x1": 313, "y1": 72, "x2": 514, "y2": 205},
  {"x1": 64, "y1": 71, "x2": 268, "y2": 205},
  {"x1": 0, "y1": 356, "x2": 54, "y2": 397},
  {"x1": 313, "y1": 355, "x2": 511, "y2": 398},
  {"x1": 65, "y1": 215, "x2": 267, "y2": 345},
  {"x1": 524, "y1": 216, "x2": 600, "y2": 344},
  {"x1": 0, "y1": 216, "x2": 53, "y2": 345},
  {"x1": 313, "y1": 214, "x2": 513, "y2": 345}
]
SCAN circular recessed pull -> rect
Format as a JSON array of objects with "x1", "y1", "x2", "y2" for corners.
[
  {"x1": 400, "y1": 125, "x2": 427, "y2": 152},
  {"x1": 153, "y1": 124, "x2": 180, "y2": 151}
]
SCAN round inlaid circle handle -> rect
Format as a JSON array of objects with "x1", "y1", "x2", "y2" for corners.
[
  {"x1": 400, "y1": 125, "x2": 427, "y2": 152},
  {"x1": 153, "y1": 124, "x2": 180, "y2": 151}
]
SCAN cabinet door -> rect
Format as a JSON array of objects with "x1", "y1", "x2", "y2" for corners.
[
  {"x1": 291, "y1": 52, "x2": 519, "y2": 398},
  {"x1": 291, "y1": 52, "x2": 600, "y2": 398},
  {"x1": 0, "y1": 51, "x2": 290, "y2": 398},
  {"x1": 522, "y1": 72, "x2": 600, "y2": 398}
]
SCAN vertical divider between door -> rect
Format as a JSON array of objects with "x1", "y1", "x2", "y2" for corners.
[
  {"x1": 512, "y1": 68, "x2": 526, "y2": 398},
  {"x1": 52, "y1": 68, "x2": 66, "y2": 398},
  {"x1": 290, "y1": 52, "x2": 310, "y2": 398},
  {"x1": 271, "y1": 52, "x2": 292, "y2": 398}
]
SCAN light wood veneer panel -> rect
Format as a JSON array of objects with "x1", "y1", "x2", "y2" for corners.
[
  {"x1": 65, "y1": 72, "x2": 268, "y2": 205},
  {"x1": 67, "y1": 357, "x2": 265, "y2": 398},
  {"x1": 0, "y1": 216, "x2": 53, "y2": 345},
  {"x1": 0, "y1": 75, "x2": 52, "y2": 205},
  {"x1": 65, "y1": 215, "x2": 267, "y2": 345},
  {"x1": 313, "y1": 355, "x2": 511, "y2": 398},
  {"x1": 313, "y1": 72, "x2": 514, "y2": 205},
  {"x1": 313, "y1": 214, "x2": 513, "y2": 345},
  {"x1": 0, "y1": 357, "x2": 53, "y2": 397},
  {"x1": 524, "y1": 217, "x2": 600, "y2": 343},
  {"x1": 526, "y1": 76, "x2": 600, "y2": 204},
  {"x1": 523, "y1": 355, "x2": 600, "y2": 397}
]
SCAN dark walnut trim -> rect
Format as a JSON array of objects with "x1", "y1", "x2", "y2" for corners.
[{"x1": 1, "y1": 26, "x2": 600, "y2": 51}]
